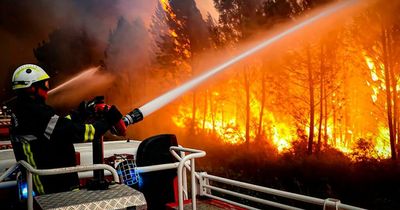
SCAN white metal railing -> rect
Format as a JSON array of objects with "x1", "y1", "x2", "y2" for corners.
[
  {"x1": 169, "y1": 146, "x2": 206, "y2": 210},
  {"x1": 0, "y1": 160, "x2": 120, "y2": 210},
  {"x1": 0, "y1": 146, "x2": 368, "y2": 210},
  {"x1": 197, "y1": 173, "x2": 366, "y2": 210},
  {"x1": 167, "y1": 146, "x2": 365, "y2": 210},
  {"x1": 0, "y1": 161, "x2": 19, "y2": 183}
]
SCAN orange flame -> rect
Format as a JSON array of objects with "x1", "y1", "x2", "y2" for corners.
[
  {"x1": 172, "y1": 79, "x2": 392, "y2": 160},
  {"x1": 159, "y1": 0, "x2": 192, "y2": 63}
]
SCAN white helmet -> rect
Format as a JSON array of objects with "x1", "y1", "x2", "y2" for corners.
[{"x1": 12, "y1": 64, "x2": 50, "y2": 90}]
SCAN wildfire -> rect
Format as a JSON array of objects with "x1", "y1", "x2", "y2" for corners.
[
  {"x1": 166, "y1": 25, "x2": 392, "y2": 161},
  {"x1": 364, "y1": 54, "x2": 383, "y2": 103},
  {"x1": 171, "y1": 81, "x2": 392, "y2": 160},
  {"x1": 160, "y1": 0, "x2": 177, "y2": 20},
  {"x1": 172, "y1": 91, "x2": 296, "y2": 151}
]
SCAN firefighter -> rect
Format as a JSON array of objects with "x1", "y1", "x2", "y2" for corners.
[{"x1": 9, "y1": 64, "x2": 123, "y2": 195}]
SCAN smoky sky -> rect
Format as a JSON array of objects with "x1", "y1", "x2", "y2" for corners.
[{"x1": 0, "y1": 0, "x2": 157, "y2": 101}]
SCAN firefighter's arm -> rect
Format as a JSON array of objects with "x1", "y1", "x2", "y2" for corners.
[{"x1": 45, "y1": 106, "x2": 123, "y2": 143}]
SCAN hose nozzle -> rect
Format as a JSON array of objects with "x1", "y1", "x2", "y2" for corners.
[{"x1": 123, "y1": 108, "x2": 143, "y2": 126}]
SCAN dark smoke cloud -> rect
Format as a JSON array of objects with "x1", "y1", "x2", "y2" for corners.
[{"x1": 0, "y1": 0, "x2": 157, "y2": 101}]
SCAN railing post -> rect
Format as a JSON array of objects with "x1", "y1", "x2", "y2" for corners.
[
  {"x1": 181, "y1": 150, "x2": 188, "y2": 199},
  {"x1": 27, "y1": 171, "x2": 33, "y2": 210},
  {"x1": 198, "y1": 172, "x2": 209, "y2": 196},
  {"x1": 170, "y1": 146, "x2": 206, "y2": 210},
  {"x1": 191, "y1": 158, "x2": 196, "y2": 210}
]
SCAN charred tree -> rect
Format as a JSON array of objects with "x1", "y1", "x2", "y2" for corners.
[
  {"x1": 317, "y1": 45, "x2": 324, "y2": 154},
  {"x1": 381, "y1": 25, "x2": 396, "y2": 160},
  {"x1": 202, "y1": 90, "x2": 208, "y2": 130},
  {"x1": 307, "y1": 47, "x2": 315, "y2": 155},
  {"x1": 352, "y1": 1, "x2": 400, "y2": 160},
  {"x1": 244, "y1": 69, "x2": 251, "y2": 145},
  {"x1": 257, "y1": 70, "x2": 267, "y2": 139},
  {"x1": 151, "y1": 0, "x2": 210, "y2": 132}
]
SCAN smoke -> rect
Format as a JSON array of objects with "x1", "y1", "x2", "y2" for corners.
[
  {"x1": 104, "y1": 17, "x2": 152, "y2": 113},
  {"x1": 0, "y1": 0, "x2": 157, "y2": 101},
  {"x1": 46, "y1": 67, "x2": 115, "y2": 111}
]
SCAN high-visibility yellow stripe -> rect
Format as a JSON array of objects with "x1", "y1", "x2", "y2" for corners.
[
  {"x1": 13, "y1": 84, "x2": 28, "y2": 89},
  {"x1": 89, "y1": 125, "x2": 95, "y2": 141},
  {"x1": 84, "y1": 124, "x2": 95, "y2": 142},
  {"x1": 22, "y1": 142, "x2": 45, "y2": 195},
  {"x1": 84, "y1": 124, "x2": 89, "y2": 142},
  {"x1": 65, "y1": 115, "x2": 71, "y2": 120}
]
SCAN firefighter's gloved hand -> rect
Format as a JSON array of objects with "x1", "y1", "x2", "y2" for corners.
[
  {"x1": 73, "y1": 100, "x2": 93, "y2": 122},
  {"x1": 104, "y1": 105, "x2": 123, "y2": 126}
]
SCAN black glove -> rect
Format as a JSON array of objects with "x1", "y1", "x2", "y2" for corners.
[
  {"x1": 104, "y1": 105, "x2": 123, "y2": 126},
  {"x1": 70, "y1": 100, "x2": 93, "y2": 122}
]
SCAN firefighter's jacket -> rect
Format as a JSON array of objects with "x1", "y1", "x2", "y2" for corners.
[{"x1": 10, "y1": 95, "x2": 110, "y2": 195}]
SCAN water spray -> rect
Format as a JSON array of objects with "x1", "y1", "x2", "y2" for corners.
[
  {"x1": 48, "y1": 67, "x2": 99, "y2": 95},
  {"x1": 124, "y1": 0, "x2": 359, "y2": 126}
]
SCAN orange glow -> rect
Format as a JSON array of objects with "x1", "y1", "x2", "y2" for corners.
[
  {"x1": 162, "y1": 1, "x2": 394, "y2": 161},
  {"x1": 159, "y1": 0, "x2": 192, "y2": 66},
  {"x1": 172, "y1": 91, "x2": 296, "y2": 151},
  {"x1": 374, "y1": 126, "x2": 391, "y2": 158},
  {"x1": 171, "y1": 76, "x2": 392, "y2": 160},
  {"x1": 364, "y1": 56, "x2": 379, "y2": 82}
]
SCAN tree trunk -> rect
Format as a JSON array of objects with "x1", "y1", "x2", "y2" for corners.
[
  {"x1": 257, "y1": 71, "x2": 266, "y2": 140},
  {"x1": 324, "y1": 83, "x2": 328, "y2": 146},
  {"x1": 244, "y1": 69, "x2": 251, "y2": 146},
  {"x1": 202, "y1": 90, "x2": 208, "y2": 130},
  {"x1": 307, "y1": 47, "x2": 315, "y2": 155},
  {"x1": 381, "y1": 26, "x2": 396, "y2": 160},
  {"x1": 210, "y1": 91, "x2": 215, "y2": 134},
  {"x1": 387, "y1": 31, "x2": 399, "y2": 158},
  {"x1": 317, "y1": 45, "x2": 324, "y2": 154},
  {"x1": 333, "y1": 101, "x2": 337, "y2": 146},
  {"x1": 191, "y1": 91, "x2": 197, "y2": 133}
]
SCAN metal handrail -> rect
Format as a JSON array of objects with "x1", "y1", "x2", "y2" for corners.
[
  {"x1": 0, "y1": 162, "x2": 19, "y2": 182},
  {"x1": 17, "y1": 160, "x2": 120, "y2": 210},
  {"x1": 169, "y1": 146, "x2": 206, "y2": 210},
  {"x1": 199, "y1": 172, "x2": 366, "y2": 210},
  {"x1": 1, "y1": 146, "x2": 368, "y2": 210}
]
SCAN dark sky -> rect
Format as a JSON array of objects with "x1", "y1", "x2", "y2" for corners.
[{"x1": 0, "y1": 0, "x2": 156, "y2": 101}]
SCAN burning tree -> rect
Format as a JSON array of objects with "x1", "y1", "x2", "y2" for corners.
[
  {"x1": 150, "y1": 0, "x2": 210, "y2": 132},
  {"x1": 352, "y1": 1, "x2": 400, "y2": 160}
]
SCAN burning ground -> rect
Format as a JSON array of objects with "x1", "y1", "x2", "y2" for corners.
[{"x1": 2, "y1": 0, "x2": 400, "y2": 208}]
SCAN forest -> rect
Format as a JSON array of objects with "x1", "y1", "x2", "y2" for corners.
[{"x1": 2, "y1": 0, "x2": 400, "y2": 208}]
